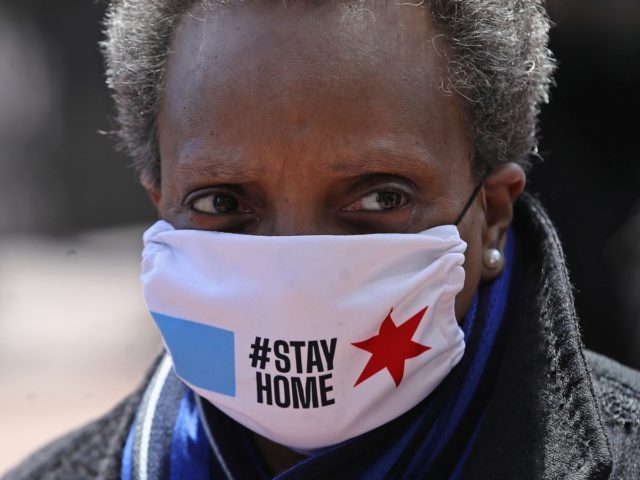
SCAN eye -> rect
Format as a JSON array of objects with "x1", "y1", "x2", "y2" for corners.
[
  {"x1": 343, "y1": 191, "x2": 408, "y2": 212},
  {"x1": 190, "y1": 192, "x2": 249, "y2": 215}
]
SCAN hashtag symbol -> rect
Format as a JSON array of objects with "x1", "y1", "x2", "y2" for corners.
[{"x1": 249, "y1": 337, "x2": 271, "y2": 369}]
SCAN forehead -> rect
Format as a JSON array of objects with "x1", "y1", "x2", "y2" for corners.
[
  {"x1": 159, "y1": 0, "x2": 469, "y2": 174},
  {"x1": 167, "y1": 1, "x2": 439, "y2": 78}
]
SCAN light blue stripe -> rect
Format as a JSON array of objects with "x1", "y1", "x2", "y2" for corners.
[{"x1": 151, "y1": 312, "x2": 236, "y2": 397}]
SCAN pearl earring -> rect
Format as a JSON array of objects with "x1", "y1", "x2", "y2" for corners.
[{"x1": 483, "y1": 248, "x2": 503, "y2": 269}]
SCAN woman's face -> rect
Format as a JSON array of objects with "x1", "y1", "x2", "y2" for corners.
[{"x1": 153, "y1": 0, "x2": 525, "y2": 320}]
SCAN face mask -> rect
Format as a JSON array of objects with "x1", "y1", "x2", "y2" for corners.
[{"x1": 141, "y1": 221, "x2": 467, "y2": 450}]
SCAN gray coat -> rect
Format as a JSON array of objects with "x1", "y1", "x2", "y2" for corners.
[{"x1": 4, "y1": 194, "x2": 640, "y2": 479}]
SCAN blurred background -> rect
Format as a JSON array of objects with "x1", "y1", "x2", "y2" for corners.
[{"x1": 1, "y1": 0, "x2": 639, "y2": 473}]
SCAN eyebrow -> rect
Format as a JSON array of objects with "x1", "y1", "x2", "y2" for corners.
[
  {"x1": 174, "y1": 158, "x2": 266, "y2": 181},
  {"x1": 327, "y1": 150, "x2": 435, "y2": 176},
  {"x1": 173, "y1": 144, "x2": 265, "y2": 181},
  {"x1": 172, "y1": 136, "x2": 441, "y2": 180},
  {"x1": 325, "y1": 137, "x2": 440, "y2": 177}
]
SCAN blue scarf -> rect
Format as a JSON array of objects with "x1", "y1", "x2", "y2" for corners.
[{"x1": 123, "y1": 231, "x2": 517, "y2": 480}]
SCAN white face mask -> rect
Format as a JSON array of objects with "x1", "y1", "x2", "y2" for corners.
[{"x1": 141, "y1": 221, "x2": 467, "y2": 450}]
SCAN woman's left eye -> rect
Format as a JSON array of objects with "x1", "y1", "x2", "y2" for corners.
[{"x1": 343, "y1": 191, "x2": 408, "y2": 212}]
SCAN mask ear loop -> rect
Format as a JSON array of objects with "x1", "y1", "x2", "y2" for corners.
[
  {"x1": 453, "y1": 170, "x2": 491, "y2": 226},
  {"x1": 454, "y1": 152, "x2": 538, "y2": 226}
]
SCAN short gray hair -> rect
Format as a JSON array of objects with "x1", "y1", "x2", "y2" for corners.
[{"x1": 102, "y1": 0, "x2": 555, "y2": 187}]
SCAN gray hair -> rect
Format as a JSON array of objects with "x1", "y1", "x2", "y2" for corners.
[{"x1": 102, "y1": 0, "x2": 555, "y2": 187}]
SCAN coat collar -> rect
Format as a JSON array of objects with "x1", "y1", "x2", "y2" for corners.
[{"x1": 462, "y1": 193, "x2": 613, "y2": 479}]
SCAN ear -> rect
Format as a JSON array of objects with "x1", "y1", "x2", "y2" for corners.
[
  {"x1": 481, "y1": 162, "x2": 526, "y2": 282},
  {"x1": 141, "y1": 174, "x2": 162, "y2": 212}
]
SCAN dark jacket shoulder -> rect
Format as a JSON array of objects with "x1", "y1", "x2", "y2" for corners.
[{"x1": 587, "y1": 350, "x2": 640, "y2": 478}]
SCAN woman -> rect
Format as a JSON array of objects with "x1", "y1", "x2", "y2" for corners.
[{"x1": 6, "y1": 0, "x2": 639, "y2": 478}]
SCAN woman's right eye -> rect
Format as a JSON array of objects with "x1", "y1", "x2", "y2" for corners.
[{"x1": 190, "y1": 193, "x2": 247, "y2": 215}]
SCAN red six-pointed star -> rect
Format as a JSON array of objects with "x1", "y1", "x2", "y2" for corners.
[{"x1": 352, "y1": 306, "x2": 431, "y2": 387}]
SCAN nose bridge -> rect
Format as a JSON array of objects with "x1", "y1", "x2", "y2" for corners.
[
  {"x1": 260, "y1": 168, "x2": 334, "y2": 236},
  {"x1": 265, "y1": 200, "x2": 328, "y2": 236}
]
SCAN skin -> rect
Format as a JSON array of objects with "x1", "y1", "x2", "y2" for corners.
[{"x1": 149, "y1": 0, "x2": 525, "y2": 473}]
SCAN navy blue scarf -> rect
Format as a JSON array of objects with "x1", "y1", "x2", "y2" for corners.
[{"x1": 123, "y1": 230, "x2": 518, "y2": 480}]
